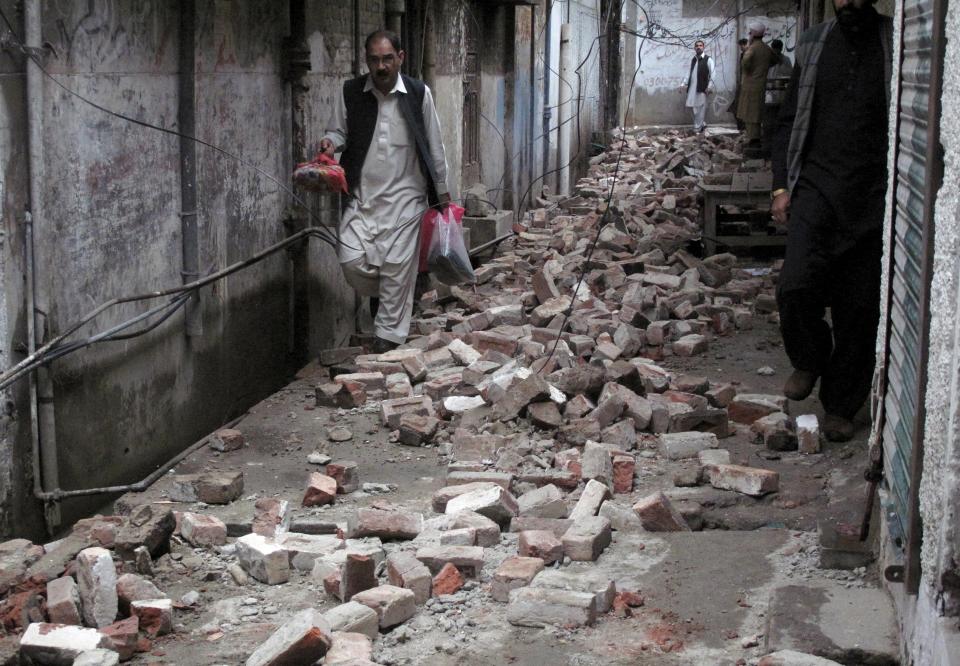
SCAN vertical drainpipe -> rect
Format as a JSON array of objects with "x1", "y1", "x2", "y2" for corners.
[
  {"x1": 527, "y1": 7, "x2": 536, "y2": 206},
  {"x1": 423, "y1": 12, "x2": 436, "y2": 91},
  {"x1": 557, "y1": 22, "x2": 571, "y2": 196},
  {"x1": 179, "y1": 0, "x2": 201, "y2": 337},
  {"x1": 385, "y1": 0, "x2": 405, "y2": 38},
  {"x1": 541, "y1": 2, "x2": 552, "y2": 191},
  {"x1": 285, "y1": 0, "x2": 310, "y2": 360},
  {"x1": 353, "y1": 0, "x2": 362, "y2": 77},
  {"x1": 24, "y1": 0, "x2": 60, "y2": 532}
]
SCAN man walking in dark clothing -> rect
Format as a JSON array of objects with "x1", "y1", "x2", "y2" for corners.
[{"x1": 770, "y1": 0, "x2": 893, "y2": 441}]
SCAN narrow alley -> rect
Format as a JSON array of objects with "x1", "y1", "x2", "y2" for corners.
[{"x1": 0, "y1": 1, "x2": 958, "y2": 665}]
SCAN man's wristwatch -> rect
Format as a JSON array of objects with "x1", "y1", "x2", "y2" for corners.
[{"x1": 771, "y1": 188, "x2": 788, "y2": 200}]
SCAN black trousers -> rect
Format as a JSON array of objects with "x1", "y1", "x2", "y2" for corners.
[{"x1": 776, "y1": 183, "x2": 883, "y2": 419}]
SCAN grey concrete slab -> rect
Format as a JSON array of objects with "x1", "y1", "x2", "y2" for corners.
[{"x1": 764, "y1": 580, "x2": 899, "y2": 665}]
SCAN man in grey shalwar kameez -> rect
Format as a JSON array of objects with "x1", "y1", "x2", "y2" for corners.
[{"x1": 321, "y1": 30, "x2": 449, "y2": 352}]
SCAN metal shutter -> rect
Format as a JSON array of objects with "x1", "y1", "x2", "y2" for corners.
[{"x1": 881, "y1": 0, "x2": 945, "y2": 591}]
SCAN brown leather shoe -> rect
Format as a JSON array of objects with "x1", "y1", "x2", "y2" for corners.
[
  {"x1": 823, "y1": 414, "x2": 855, "y2": 442},
  {"x1": 784, "y1": 370, "x2": 819, "y2": 401}
]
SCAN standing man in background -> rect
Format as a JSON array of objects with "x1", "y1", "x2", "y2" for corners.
[
  {"x1": 737, "y1": 23, "x2": 774, "y2": 157},
  {"x1": 729, "y1": 38, "x2": 749, "y2": 130},
  {"x1": 770, "y1": 0, "x2": 893, "y2": 441},
  {"x1": 762, "y1": 39, "x2": 793, "y2": 158},
  {"x1": 321, "y1": 30, "x2": 450, "y2": 354},
  {"x1": 684, "y1": 39, "x2": 715, "y2": 133}
]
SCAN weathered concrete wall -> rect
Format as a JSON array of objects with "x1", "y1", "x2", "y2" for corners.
[
  {"x1": 0, "y1": 0, "x2": 41, "y2": 537},
  {"x1": 430, "y1": 0, "x2": 465, "y2": 203},
  {"x1": 301, "y1": 2, "x2": 381, "y2": 347},
  {"x1": 0, "y1": 0, "x2": 359, "y2": 538},
  {"x1": 478, "y1": 4, "x2": 510, "y2": 209},
  {"x1": 622, "y1": 0, "x2": 797, "y2": 126}
]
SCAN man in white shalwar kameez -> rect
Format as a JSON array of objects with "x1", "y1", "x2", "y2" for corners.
[
  {"x1": 321, "y1": 30, "x2": 449, "y2": 353},
  {"x1": 684, "y1": 40, "x2": 715, "y2": 132}
]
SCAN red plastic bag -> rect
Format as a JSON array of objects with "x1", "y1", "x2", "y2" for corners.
[
  {"x1": 292, "y1": 153, "x2": 348, "y2": 194},
  {"x1": 419, "y1": 203, "x2": 464, "y2": 272}
]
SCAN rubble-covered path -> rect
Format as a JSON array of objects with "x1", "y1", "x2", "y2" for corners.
[{"x1": 1, "y1": 129, "x2": 899, "y2": 666}]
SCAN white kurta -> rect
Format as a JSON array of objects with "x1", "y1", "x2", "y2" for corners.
[
  {"x1": 685, "y1": 55, "x2": 714, "y2": 131},
  {"x1": 323, "y1": 75, "x2": 448, "y2": 343}
]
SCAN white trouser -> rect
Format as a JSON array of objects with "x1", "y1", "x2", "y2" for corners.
[
  {"x1": 341, "y1": 254, "x2": 419, "y2": 344},
  {"x1": 691, "y1": 103, "x2": 707, "y2": 130}
]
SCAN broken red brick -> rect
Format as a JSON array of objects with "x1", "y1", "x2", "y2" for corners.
[{"x1": 432, "y1": 563, "x2": 465, "y2": 596}]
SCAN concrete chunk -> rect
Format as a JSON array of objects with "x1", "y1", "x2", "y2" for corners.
[
  {"x1": 531, "y1": 568, "x2": 617, "y2": 613},
  {"x1": 705, "y1": 464, "x2": 779, "y2": 496},
  {"x1": 432, "y1": 482, "x2": 500, "y2": 513},
  {"x1": 349, "y1": 508, "x2": 422, "y2": 540},
  {"x1": 324, "y1": 631, "x2": 374, "y2": 665},
  {"x1": 449, "y1": 511, "x2": 501, "y2": 547},
  {"x1": 415, "y1": 546, "x2": 485, "y2": 577},
  {"x1": 506, "y1": 587, "x2": 597, "y2": 628},
  {"x1": 659, "y1": 432, "x2": 719, "y2": 460},
  {"x1": 445, "y1": 486, "x2": 518, "y2": 524},
  {"x1": 76, "y1": 547, "x2": 118, "y2": 629},
  {"x1": 351, "y1": 585, "x2": 417, "y2": 629},
  {"x1": 236, "y1": 534, "x2": 290, "y2": 585},
  {"x1": 491, "y1": 557, "x2": 545, "y2": 603},
  {"x1": 20, "y1": 623, "x2": 111, "y2": 665},
  {"x1": 796, "y1": 414, "x2": 821, "y2": 454},
  {"x1": 322, "y1": 601, "x2": 380, "y2": 640},
  {"x1": 562, "y1": 517, "x2": 612, "y2": 561},
  {"x1": 568, "y1": 479, "x2": 612, "y2": 522},
  {"x1": 517, "y1": 484, "x2": 567, "y2": 519}
]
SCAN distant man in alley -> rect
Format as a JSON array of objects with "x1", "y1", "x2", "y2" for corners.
[
  {"x1": 321, "y1": 30, "x2": 449, "y2": 353},
  {"x1": 736, "y1": 22, "x2": 774, "y2": 156},
  {"x1": 683, "y1": 40, "x2": 714, "y2": 133},
  {"x1": 771, "y1": 0, "x2": 892, "y2": 441}
]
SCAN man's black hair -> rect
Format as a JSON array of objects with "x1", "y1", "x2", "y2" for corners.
[
  {"x1": 771, "y1": 38, "x2": 784, "y2": 51},
  {"x1": 738, "y1": 37, "x2": 748, "y2": 45},
  {"x1": 365, "y1": 29, "x2": 402, "y2": 54}
]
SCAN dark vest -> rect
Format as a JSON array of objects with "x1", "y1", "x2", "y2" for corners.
[
  {"x1": 339, "y1": 73, "x2": 439, "y2": 206},
  {"x1": 688, "y1": 55, "x2": 711, "y2": 93}
]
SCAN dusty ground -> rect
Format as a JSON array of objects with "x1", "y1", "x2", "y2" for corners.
[{"x1": 97, "y1": 267, "x2": 895, "y2": 666}]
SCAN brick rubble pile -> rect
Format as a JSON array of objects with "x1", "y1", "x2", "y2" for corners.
[{"x1": 0, "y1": 129, "x2": 823, "y2": 666}]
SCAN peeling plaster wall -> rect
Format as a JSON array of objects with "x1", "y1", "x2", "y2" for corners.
[
  {"x1": 623, "y1": 0, "x2": 797, "y2": 126},
  {"x1": 0, "y1": 0, "x2": 357, "y2": 538}
]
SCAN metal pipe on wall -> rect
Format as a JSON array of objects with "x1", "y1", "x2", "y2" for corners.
[
  {"x1": 528, "y1": 7, "x2": 536, "y2": 206},
  {"x1": 557, "y1": 22, "x2": 572, "y2": 196},
  {"x1": 179, "y1": 0, "x2": 202, "y2": 337},
  {"x1": 541, "y1": 2, "x2": 552, "y2": 191},
  {"x1": 422, "y1": 11, "x2": 436, "y2": 90},
  {"x1": 385, "y1": 0, "x2": 405, "y2": 37},
  {"x1": 24, "y1": 0, "x2": 61, "y2": 532},
  {"x1": 353, "y1": 0, "x2": 362, "y2": 77}
]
